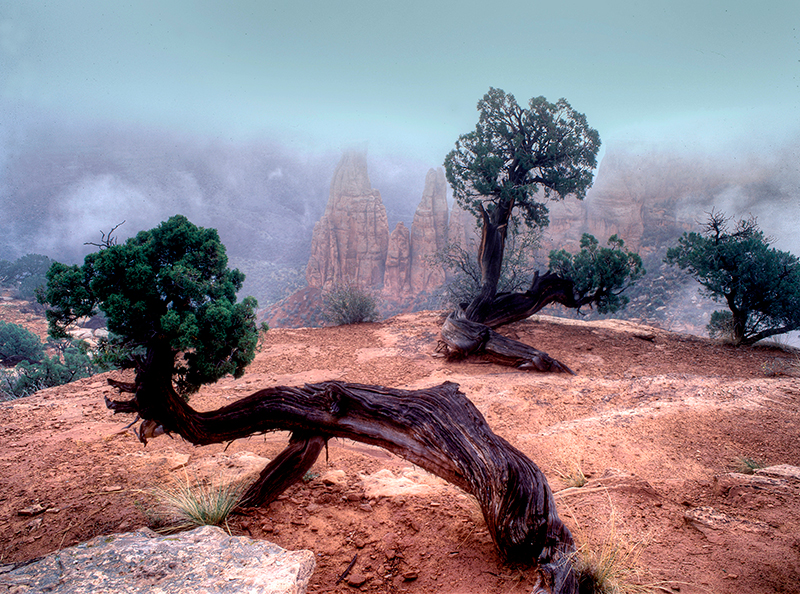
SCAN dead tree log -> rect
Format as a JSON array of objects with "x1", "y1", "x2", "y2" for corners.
[{"x1": 107, "y1": 379, "x2": 578, "y2": 592}]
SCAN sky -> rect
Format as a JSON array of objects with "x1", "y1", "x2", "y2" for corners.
[{"x1": 2, "y1": 0, "x2": 799, "y2": 163}]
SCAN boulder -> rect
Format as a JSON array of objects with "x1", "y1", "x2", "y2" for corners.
[{"x1": 0, "y1": 525, "x2": 315, "y2": 594}]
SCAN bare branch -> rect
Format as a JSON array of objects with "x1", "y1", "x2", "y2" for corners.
[{"x1": 85, "y1": 221, "x2": 126, "y2": 250}]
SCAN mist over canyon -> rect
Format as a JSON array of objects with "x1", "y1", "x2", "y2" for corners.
[{"x1": 2, "y1": 114, "x2": 799, "y2": 336}]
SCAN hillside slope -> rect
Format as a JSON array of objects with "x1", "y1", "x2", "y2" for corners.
[{"x1": 1, "y1": 303, "x2": 799, "y2": 593}]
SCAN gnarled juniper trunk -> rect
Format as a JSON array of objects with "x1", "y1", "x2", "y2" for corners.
[
  {"x1": 107, "y1": 378, "x2": 578, "y2": 593},
  {"x1": 438, "y1": 200, "x2": 590, "y2": 374},
  {"x1": 441, "y1": 266, "x2": 593, "y2": 373}
]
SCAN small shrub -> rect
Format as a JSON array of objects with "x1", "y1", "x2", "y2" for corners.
[
  {"x1": 707, "y1": 310, "x2": 735, "y2": 342},
  {"x1": 0, "y1": 322, "x2": 44, "y2": 367},
  {"x1": 0, "y1": 338, "x2": 103, "y2": 401},
  {"x1": 151, "y1": 475, "x2": 245, "y2": 531},
  {"x1": 734, "y1": 456, "x2": 764, "y2": 475},
  {"x1": 322, "y1": 281, "x2": 379, "y2": 325}
]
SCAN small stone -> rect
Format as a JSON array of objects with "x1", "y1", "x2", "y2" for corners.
[
  {"x1": 347, "y1": 572, "x2": 368, "y2": 587},
  {"x1": 102, "y1": 485, "x2": 123, "y2": 492},
  {"x1": 320, "y1": 469, "x2": 347, "y2": 487},
  {"x1": 18, "y1": 504, "x2": 46, "y2": 516},
  {"x1": 315, "y1": 492, "x2": 334, "y2": 505},
  {"x1": 403, "y1": 570, "x2": 419, "y2": 581},
  {"x1": 358, "y1": 503, "x2": 373, "y2": 512}
]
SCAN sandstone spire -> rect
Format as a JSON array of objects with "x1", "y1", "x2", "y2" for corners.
[
  {"x1": 383, "y1": 222, "x2": 412, "y2": 295},
  {"x1": 305, "y1": 151, "x2": 389, "y2": 290},
  {"x1": 409, "y1": 168, "x2": 449, "y2": 293}
]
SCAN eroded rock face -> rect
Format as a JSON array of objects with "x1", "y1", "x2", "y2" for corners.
[
  {"x1": 305, "y1": 151, "x2": 389, "y2": 290},
  {"x1": 446, "y1": 201, "x2": 479, "y2": 254},
  {"x1": 383, "y1": 222, "x2": 412, "y2": 295},
  {"x1": 0, "y1": 525, "x2": 315, "y2": 594},
  {"x1": 409, "y1": 168, "x2": 449, "y2": 293}
]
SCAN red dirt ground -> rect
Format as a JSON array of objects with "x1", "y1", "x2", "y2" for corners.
[{"x1": 1, "y1": 300, "x2": 799, "y2": 593}]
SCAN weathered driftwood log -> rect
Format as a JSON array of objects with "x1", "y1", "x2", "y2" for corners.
[{"x1": 107, "y1": 379, "x2": 578, "y2": 592}]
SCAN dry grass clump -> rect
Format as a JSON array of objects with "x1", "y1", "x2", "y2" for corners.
[
  {"x1": 563, "y1": 496, "x2": 662, "y2": 594},
  {"x1": 553, "y1": 435, "x2": 589, "y2": 488},
  {"x1": 556, "y1": 463, "x2": 588, "y2": 488},
  {"x1": 573, "y1": 518, "x2": 653, "y2": 594},
  {"x1": 149, "y1": 473, "x2": 246, "y2": 532},
  {"x1": 733, "y1": 456, "x2": 765, "y2": 475}
]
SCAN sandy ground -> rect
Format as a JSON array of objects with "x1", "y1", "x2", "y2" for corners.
[{"x1": 1, "y1": 302, "x2": 799, "y2": 593}]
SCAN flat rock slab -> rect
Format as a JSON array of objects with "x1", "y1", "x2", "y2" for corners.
[{"x1": 0, "y1": 525, "x2": 315, "y2": 594}]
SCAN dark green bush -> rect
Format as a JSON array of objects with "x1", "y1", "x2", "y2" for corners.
[
  {"x1": 322, "y1": 282, "x2": 379, "y2": 325},
  {"x1": 0, "y1": 321, "x2": 45, "y2": 367},
  {"x1": 0, "y1": 338, "x2": 99, "y2": 400}
]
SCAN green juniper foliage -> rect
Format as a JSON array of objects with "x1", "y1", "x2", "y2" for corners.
[
  {"x1": 39, "y1": 215, "x2": 258, "y2": 396},
  {"x1": 666, "y1": 211, "x2": 800, "y2": 345},
  {"x1": 549, "y1": 234, "x2": 645, "y2": 315},
  {"x1": 445, "y1": 88, "x2": 601, "y2": 229},
  {"x1": 0, "y1": 321, "x2": 45, "y2": 367}
]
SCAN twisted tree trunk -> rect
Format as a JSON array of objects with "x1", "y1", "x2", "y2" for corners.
[
  {"x1": 440, "y1": 269, "x2": 596, "y2": 373},
  {"x1": 107, "y1": 378, "x2": 578, "y2": 593},
  {"x1": 439, "y1": 202, "x2": 591, "y2": 374}
]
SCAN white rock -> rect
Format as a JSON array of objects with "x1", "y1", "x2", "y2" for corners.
[{"x1": 0, "y1": 525, "x2": 315, "y2": 594}]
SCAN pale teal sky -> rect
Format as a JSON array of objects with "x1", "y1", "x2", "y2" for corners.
[{"x1": 2, "y1": 0, "x2": 799, "y2": 161}]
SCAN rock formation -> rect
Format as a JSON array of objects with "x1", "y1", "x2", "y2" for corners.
[
  {"x1": 305, "y1": 151, "x2": 389, "y2": 290},
  {"x1": 446, "y1": 201, "x2": 479, "y2": 254},
  {"x1": 0, "y1": 525, "x2": 315, "y2": 594},
  {"x1": 408, "y1": 168, "x2": 449, "y2": 293},
  {"x1": 383, "y1": 222, "x2": 412, "y2": 295}
]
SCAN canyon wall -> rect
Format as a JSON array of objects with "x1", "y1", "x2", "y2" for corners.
[
  {"x1": 305, "y1": 151, "x2": 390, "y2": 290},
  {"x1": 269, "y1": 139, "x2": 799, "y2": 331}
]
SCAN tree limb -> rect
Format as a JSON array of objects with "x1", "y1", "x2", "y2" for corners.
[{"x1": 111, "y1": 379, "x2": 578, "y2": 590}]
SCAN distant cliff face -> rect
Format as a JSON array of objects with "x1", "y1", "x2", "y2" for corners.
[
  {"x1": 305, "y1": 151, "x2": 390, "y2": 290},
  {"x1": 271, "y1": 155, "x2": 452, "y2": 327},
  {"x1": 545, "y1": 142, "x2": 789, "y2": 257}
]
